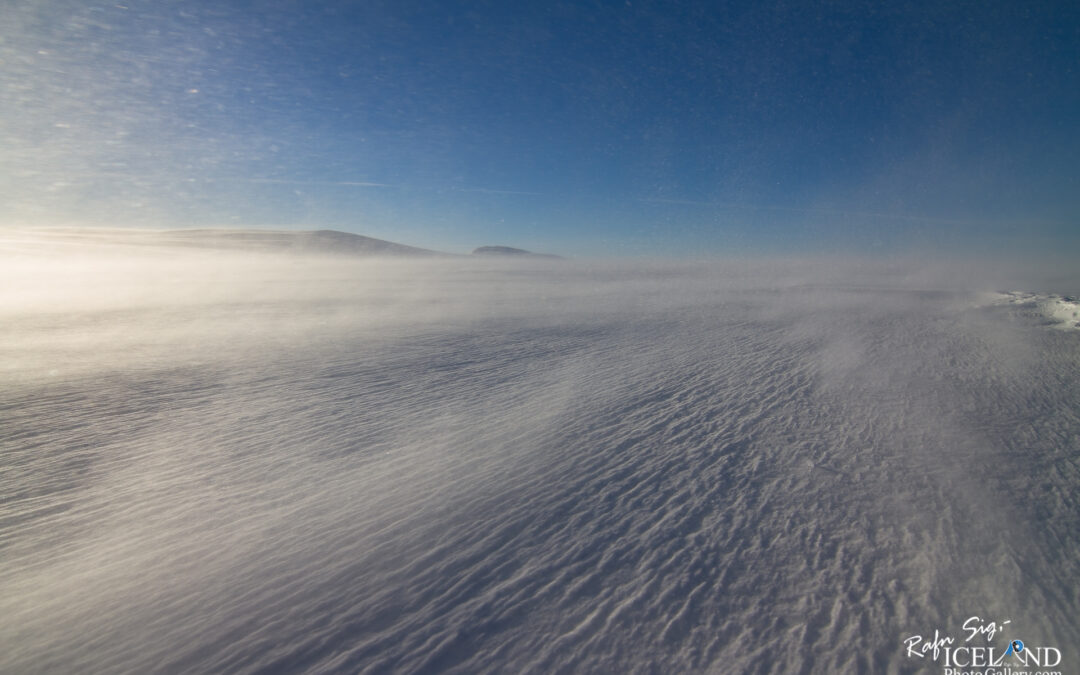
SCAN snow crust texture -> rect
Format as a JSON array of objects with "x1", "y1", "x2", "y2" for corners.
[{"x1": 2, "y1": 237, "x2": 1079, "y2": 673}]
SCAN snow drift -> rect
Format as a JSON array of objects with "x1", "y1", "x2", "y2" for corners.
[{"x1": 1, "y1": 230, "x2": 1078, "y2": 673}]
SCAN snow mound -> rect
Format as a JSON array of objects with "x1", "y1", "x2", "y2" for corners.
[{"x1": 987, "y1": 291, "x2": 1080, "y2": 330}]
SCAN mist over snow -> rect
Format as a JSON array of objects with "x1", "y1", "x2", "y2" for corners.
[{"x1": 2, "y1": 230, "x2": 1079, "y2": 673}]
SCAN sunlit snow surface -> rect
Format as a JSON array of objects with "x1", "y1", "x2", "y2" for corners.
[{"x1": 2, "y1": 231, "x2": 1079, "y2": 673}]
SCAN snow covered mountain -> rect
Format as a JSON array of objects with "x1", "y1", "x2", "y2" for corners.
[{"x1": 472, "y1": 245, "x2": 563, "y2": 259}]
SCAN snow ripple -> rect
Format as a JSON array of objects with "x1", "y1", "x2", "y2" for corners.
[{"x1": 2, "y1": 251, "x2": 1078, "y2": 673}]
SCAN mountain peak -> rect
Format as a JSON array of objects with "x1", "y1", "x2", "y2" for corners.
[{"x1": 472, "y1": 245, "x2": 562, "y2": 259}]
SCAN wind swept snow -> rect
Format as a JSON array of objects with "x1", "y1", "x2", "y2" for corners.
[{"x1": 2, "y1": 232, "x2": 1078, "y2": 673}]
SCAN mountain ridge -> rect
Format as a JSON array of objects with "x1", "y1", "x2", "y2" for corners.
[
  {"x1": 23, "y1": 227, "x2": 562, "y2": 259},
  {"x1": 472, "y1": 245, "x2": 563, "y2": 259}
]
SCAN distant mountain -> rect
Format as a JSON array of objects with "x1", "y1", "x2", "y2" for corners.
[
  {"x1": 472, "y1": 245, "x2": 562, "y2": 259},
  {"x1": 24, "y1": 227, "x2": 566, "y2": 259},
  {"x1": 155, "y1": 229, "x2": 438, "y2": 256}
]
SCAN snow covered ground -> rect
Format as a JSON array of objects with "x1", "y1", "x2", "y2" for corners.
[{"x1": 2, "y1": 233, "x2": 1078, "y2": 673}]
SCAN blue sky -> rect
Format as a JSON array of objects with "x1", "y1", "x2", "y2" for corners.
[{"x1": 2, "y1": 0, "x2": 1077, "y2": 255}]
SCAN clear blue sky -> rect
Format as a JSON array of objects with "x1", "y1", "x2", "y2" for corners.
[{"x1": 2, "y1": 1, "x2": 1077, "y2": 255}]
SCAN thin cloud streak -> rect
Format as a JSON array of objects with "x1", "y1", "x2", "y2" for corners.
[
  {"x1": 239, "y1": 179, "x2": 543, "y2": 195},
  {"x1": 636, "y1": 198, "x2": 1056, "y2": 228},
  {"x1": 242, "y1": 178, "x2": 395, "y2": 188},
  {"x1": 451, "y1": 187, "x2": 545, "y2": 196}
]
